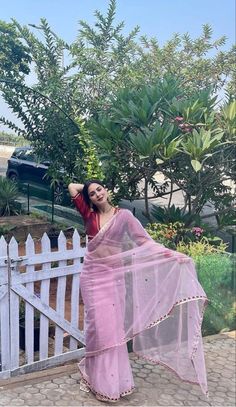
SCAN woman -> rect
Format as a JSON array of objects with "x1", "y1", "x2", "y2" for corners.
[{"x1": 68, "y1": 179, "x2": 208, "y2": 403}]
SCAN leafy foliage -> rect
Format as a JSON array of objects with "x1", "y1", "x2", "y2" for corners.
[
  {"x1": 137, "y1": 24, "x2": 235, "y2": 96},
  {"x1": 89, "y1": 77, "x2": 184, "y2": 210},
  {"x1": 0, "y1": 20, "x2": 31, "y2": 79},
  {"x1": 196, "y1": 254, "x2": 235, "y2": 335},
  {"x1": 90, "y1": 77, "x2": 235, "y2": 219},
  {"x1": 0, "y1": 79, "x2": 84, "y2": 180},
  {"x1": 0, "y1": 2, "x2": 140, "y2": 183},
  {"x1": 74, "y1": 118, "x2": 104, "y2": 181},
  {"x1": 145, "y1": 220, "x2": 235, "y2": 335},
  {"x1": 217, "y1": 99, "x2": 236, "y2": 185},
  {"x1": 151, "y1": 204, "x2": 200, "y2": 225},
  {"x1": 145, "y1": 221, "x2": 226, "y2": 252},
  {"x1": 180, "y1": 128, "x2": 224, "y2": 172},
  {"x1": 0, "y1": 0, "x2": 235, "y2": 208},
  {"x1": 70, "y1": 0, "x2": 140, "y2": 116},
  {"x1": 176, "y1": 238, "x2": 227, "y2": 257},
  {"x1": 0, "y1": 176, "x2": 20, "y2": 216}
]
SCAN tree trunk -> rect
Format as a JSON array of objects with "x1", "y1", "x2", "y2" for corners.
[
  {"x1": 144, "y1": 178, "x2": 151, "y2": 221},
  {"x1": 168, "y1": 179, "x2": 174, "y2": 208}
]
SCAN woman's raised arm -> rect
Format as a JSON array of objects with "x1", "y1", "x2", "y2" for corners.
[{"x1": 68, "y1": 183, "x2": 84, "y2": 198}]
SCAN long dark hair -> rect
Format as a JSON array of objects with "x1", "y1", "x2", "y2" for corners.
[{"x1": 82, "y1": 179, "x2": 106, "y2": 210}]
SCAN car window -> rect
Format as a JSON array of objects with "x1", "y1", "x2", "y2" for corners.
[
  {"x1": 11, "y1": 148, "x2": 50, "y2": 165},
  {"x1": 20, "y1": 150, "x2": 36, "y2": 162},
  {"x1": 12, "y1": 149, "x2": 26, "y2": 159}
]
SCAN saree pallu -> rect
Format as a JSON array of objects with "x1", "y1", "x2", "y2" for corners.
[{"x1": 78, "y1": 209, "x2": 208, "y2": 400}]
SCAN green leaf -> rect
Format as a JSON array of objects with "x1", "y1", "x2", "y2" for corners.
[{"x1": 191, "y1": 159, "x2": 202, "y2": 172}]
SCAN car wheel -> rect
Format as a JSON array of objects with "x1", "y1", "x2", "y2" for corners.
[
  {"x1": 9, "y1": 172, "x2": 19, "y2": 183},
  {"x1": 53, "y1": 184, "x2": 64, "y2": 205}
]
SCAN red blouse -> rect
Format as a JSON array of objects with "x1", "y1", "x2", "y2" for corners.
[{"x1": 72, "y1": 193, "x2": 119, "y2": 240}]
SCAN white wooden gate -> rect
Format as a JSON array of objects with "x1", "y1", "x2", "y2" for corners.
[{"x1": 0, "y1": 230, "x2": 86, "y2": 379}]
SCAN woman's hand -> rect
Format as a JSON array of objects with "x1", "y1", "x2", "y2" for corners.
[{"x1": 68, "y1": 183, "x2": 84, "y2": 198}]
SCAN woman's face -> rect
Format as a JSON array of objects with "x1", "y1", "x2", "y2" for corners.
[{"x1": 87, "y1": 183, "x2": 108, "y2": 206}]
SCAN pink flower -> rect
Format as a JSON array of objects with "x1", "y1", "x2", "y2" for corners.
[
  {"x1": 182, "y1": 126, "x2": 192, "y2": 133},
  {"x1": 175, "y1": 116, "x2": 184, "y2": 122},
  {"x1": 192, "y1": 227, "x2": 204, "y2": 237}
]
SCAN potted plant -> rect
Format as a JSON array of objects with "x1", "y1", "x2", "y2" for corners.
[
  {"x1": 47, "y1": 225, "x2": 76, "y2": 248},
  {"x1": 19, "y1": 299, "x2": 40, "y2": 352},
  {"x1": 127, "y1": 340, "x2": 133, "y2": 353},
  {"x1": 47, "y1": 225, "x2": 60, "y2": 248}
]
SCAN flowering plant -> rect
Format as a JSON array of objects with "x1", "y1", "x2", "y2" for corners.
[
  {"x1": 176, "y1": 238, "x2": 227, "y2": 258},
  {"x1": 192, "y1": 226, "x2": 204, "y2": 238},
  {"x1": 146, "y1": 222, "x2": 226, "y2": 251},
  {"x1": 145, "y1": 222, "x2": 184, "y2": 249}
]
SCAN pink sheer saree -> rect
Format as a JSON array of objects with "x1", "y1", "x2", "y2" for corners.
[{"x1": 78, "y1": 209, "x2": 208, "y2": 400}]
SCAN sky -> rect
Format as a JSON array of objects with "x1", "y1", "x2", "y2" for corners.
[{"x1": 0, "y1": 0, "x2": 235, "y2": 132}]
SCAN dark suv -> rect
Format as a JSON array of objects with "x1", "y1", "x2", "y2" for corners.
[{"x1": 6, "y1": 146, "x2": 70, "y2": 205}]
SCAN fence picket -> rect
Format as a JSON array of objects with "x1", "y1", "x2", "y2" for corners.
[
  {"x1": 40, "y1": 233, "x2": 51, "y2": 360},
  {"x1": 0, "y1": 236, "x2": 10, "y2": 373},
  {"x1": 0, "y1": 284, "x2": 9, "y2": 374},
  {"x1": 54, "y1": 232, "x2": 67, "y2": 355},
  {"x1": 25, "y1": 235, "x2": 36, "y2": 364},
  {"x1": 9, "y1": 237, "x2": 20, "y2": 370},
  {"x1": 70, "y1": 230, "x2": 81, "y2": 350}
]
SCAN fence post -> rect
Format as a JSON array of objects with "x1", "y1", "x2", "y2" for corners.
[
  {"x1": 51, "y1": 185, "x2": 55, "y2": 223},
  {"x1": 27, "y1": 184, "x2": 30, "y2": 215}
]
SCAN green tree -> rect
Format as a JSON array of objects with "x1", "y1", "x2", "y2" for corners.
[
  {"x1": 0, "y1": 1, "x2": 139, "y2": 180},
  {"x1": 89, "y1": 77, "x2": 235, "y2": 221},
  {"x1": 0, "y1": 20, "x2": 31, "y2": 79},
  {"x1": 0, "y1": 19, "x2": 85, "y2": 179},
  {"x1": 0, "y1": 0, "x2": 235, "y2": 188},
  {"x1": 136, "y1": 25, "x2": 235, "y2": 96},
  {"x1": 70, "y1": 0, "x2": 139, "y2": 116}
]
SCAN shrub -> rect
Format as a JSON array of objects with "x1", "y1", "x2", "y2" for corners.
[
  {"x1": 176, "y1": 238, "x2": 228, "y2": 258},
  {"x1": 145, "y1": 222, "x2": 182, "y2": 249},
  {"x1": 151, "y1": 204, "x2": 200, "y2": 225},
  {"x1": 0, "y1": 176, "x2": 20, "y2": 216},
  {"x1": 0, "y1": 225, "x2": 14, "y2": 239},
  {"x1": 146, "y1": 221, "x2": 234, "y2": 335},
  {"x1": 195, "y1": 254, "x2": 235, "y2": 336},
  {"x1": 145, "y1": 222, "x2": 226, "y2": 251}
]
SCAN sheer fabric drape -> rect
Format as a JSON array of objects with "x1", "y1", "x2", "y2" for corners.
[{"x1": 78, "y1": 209, "x2": 208, "y2": 400}]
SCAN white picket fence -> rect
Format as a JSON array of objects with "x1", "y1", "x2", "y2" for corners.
[{"x1": 0, "y1": 230, "x2": 86, "y2": 380}]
